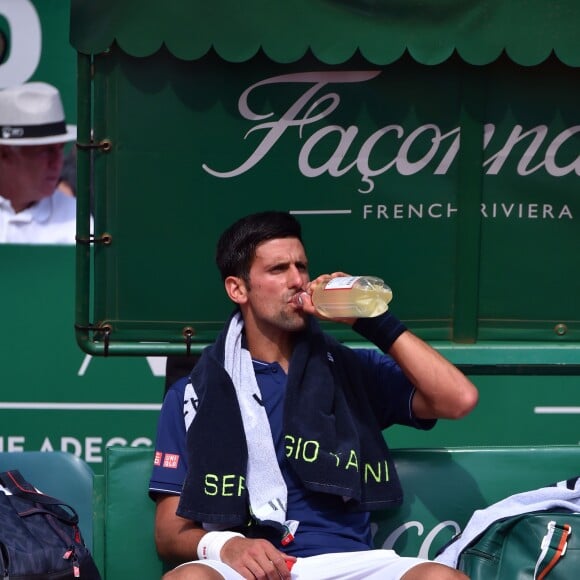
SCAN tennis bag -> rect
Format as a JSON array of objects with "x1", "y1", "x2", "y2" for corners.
[
  {"x1": 457, "y1": 510, "x2": 578, "y2": 579},
  {"x1": 0, "y1": 470, "x2": 101, "y2": 579}
]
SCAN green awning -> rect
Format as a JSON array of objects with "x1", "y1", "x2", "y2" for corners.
[{"x1": 70, "y1": 0, "x2": 579, "y2": 66}]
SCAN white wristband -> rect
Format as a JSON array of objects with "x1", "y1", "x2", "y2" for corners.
[{"x1": 197, "y1": 531, "x2": 245, "y2": 562}]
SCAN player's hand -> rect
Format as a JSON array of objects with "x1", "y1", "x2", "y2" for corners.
[{"x1": 220, "y1": 536, "x2": 296, "y2": 579}]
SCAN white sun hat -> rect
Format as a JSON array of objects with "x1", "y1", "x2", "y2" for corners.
[{"x1": 0, "y1": 82, "x2": 77, "y2": 146}]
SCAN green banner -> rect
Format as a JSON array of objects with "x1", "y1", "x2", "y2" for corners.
[
  {"x1": 79, "y1": 50, "x2": 579, "y2": 351},
  {"x1": 0, "y1": 246, "x2": 162, "y2": 473}
]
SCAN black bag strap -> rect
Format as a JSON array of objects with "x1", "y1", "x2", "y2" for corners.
[{"x1": 0, "y1": 469, "x2": 79, "y2": 525}]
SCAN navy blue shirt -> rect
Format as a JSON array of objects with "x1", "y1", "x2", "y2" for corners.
[{"x1": 149, "y1": 349, "x2": 434, "y2": 556}]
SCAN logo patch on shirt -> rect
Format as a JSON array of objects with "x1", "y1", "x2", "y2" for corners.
[
  {"x1": 163, "y1": 453, "x2": 180, "y2": 469},
  {"x1": 154, "y1": 451, "x2": 163, "y2": 466}
]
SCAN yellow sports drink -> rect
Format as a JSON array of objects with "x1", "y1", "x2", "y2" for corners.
[{"x1": 311, "y1": 276, "x2": 393, "y2": 318}]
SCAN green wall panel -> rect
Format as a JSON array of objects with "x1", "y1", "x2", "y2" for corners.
[{"x1": 77, "y1": 50, "x2": 579, "y2": 352}]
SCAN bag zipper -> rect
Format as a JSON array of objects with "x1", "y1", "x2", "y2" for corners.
[
  {"x1": 464, "y1": 547, "x2": 498, "y2": 562},
  {"x1": 44, "y1": 511, "x2": 82, "y2": 577},
  {"x1": 63, "y1": 547, "x2": 80, "y2": 578}
]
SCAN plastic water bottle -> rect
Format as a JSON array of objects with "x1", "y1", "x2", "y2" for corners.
[{"x1": 304, "y1": 276, "x2": 393, "y2": 318}]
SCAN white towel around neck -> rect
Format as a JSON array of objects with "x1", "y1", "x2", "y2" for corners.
[{"x1": 224, "y1": 312, "x2": 298, "y2": 536}]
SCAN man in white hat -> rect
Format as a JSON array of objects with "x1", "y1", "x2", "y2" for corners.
[{"x1": 0, "y1": 82, "x2": 78, "y2": 244}]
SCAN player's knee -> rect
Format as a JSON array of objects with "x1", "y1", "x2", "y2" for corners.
[
  {"x1": 162, "y1": 563, "x2": 225, "y2": 580},
  {"x1": 401, "y1": 562, "x2": 468, "y2": 580}
]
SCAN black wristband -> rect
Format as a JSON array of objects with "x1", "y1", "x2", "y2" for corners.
[{"x1": 353, "y1": 311, "x2": 407, "y2": 352}]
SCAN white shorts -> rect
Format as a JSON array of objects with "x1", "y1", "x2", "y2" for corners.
[{"x1": 174, "y1": 549, "x2": 429, "y2": 579}]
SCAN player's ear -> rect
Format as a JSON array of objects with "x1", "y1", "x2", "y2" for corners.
[{"x1": 225, "y1": 275, "x2": 248, "y2": 304}]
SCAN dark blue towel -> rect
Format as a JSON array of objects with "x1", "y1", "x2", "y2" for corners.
[{"x1": 177, "y1": 311, "x2": 403, "y2": 537}]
